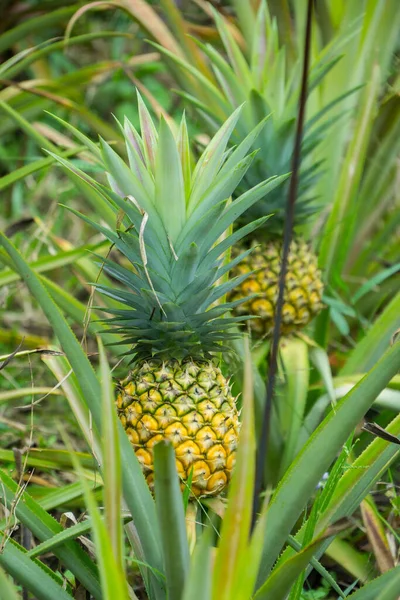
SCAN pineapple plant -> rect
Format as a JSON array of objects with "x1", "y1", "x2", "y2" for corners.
[
  {"x1": 57, "y1": 95, "x2": 284, "y2": 496},
  {"x1": 150, "y1": 1, "x2": 352, "y2": 335}
]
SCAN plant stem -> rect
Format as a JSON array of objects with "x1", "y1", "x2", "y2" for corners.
[{"x1": 251, "y1": 0, "x2": 314, "y2": 528}]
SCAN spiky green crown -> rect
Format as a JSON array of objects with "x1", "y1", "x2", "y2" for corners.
[
  {"x1": 51, "y1": 95, "x2": 285, "y2": 361},
  {"x1": 153, "y1": 1, "x2": 348, "y2": 232}
]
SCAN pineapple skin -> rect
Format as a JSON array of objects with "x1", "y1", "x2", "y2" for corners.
[
  {"x1": 117, "y1": 358, "x2": 239, "y2": 497},
  {"x1": 229, "y1": 239, "x2": 324, "y2": 336}
]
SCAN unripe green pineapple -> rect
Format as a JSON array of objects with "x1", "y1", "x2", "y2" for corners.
[
  {"x1": 228, "y1": 239, "x2": 324, "y2": 336},
  {"x1": 60, "y1": 95, "x2": 283, "y2": 496},
  {"x1": 117, "y1": 358, "x2": 239, "y2": 497}
]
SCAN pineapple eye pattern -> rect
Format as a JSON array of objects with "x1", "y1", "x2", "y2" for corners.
[
  {"x1": 229, "y1": 239, "x2": 324, "y2": 336},
  {"x1": 117, "y1": 359, "x2": 239, "y2": 497}
]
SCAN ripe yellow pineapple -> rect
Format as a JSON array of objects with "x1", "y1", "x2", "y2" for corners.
[
  {"x1": 117, "y1": 358, "x2": 239, "y2": 496},
  {"x1": 228, "y1": 239, "x2": 324, "y2": 336},
  {"x1": 64, "y1": 96, "x2": 283, "y2": 496}
]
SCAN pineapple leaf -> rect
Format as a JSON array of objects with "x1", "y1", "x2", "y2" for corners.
[
  {"x1": 123, "y1": 116, "x2": 145, "y2": 162},
  {"x1": 199, "y1": 175, "x2": 286, "y2": 252},
  {"x1": 170, "y1": 242, "x2": 199, "y2": 293},
  {"x1": 137, "y1": 90, "x2": 158, "y2": 171},
  {"x1": 215, "y1": 247, "x2": 256, "y2": 281},
  {"x1": 155, "y1": 116, "x2": 186, "y2": 242},
  {"x1": 192, "y1": 37, "x2": 247, "y2": 109},
  {"x1": 189, "y1": 104, "x2": 244, "y2": 213},
  {"x1": 119, "y1": 231, "x2": 169, "y2": 280},
  {"x1": 46, "y1": 111, "x2": 102, "y2": 159},
  {"x1": 149, "y1": 40, "x2": 230, "y2": 117},
  {"x1": 45, "y1": 151, "x2": 117, "y2": 225},
  {"x1": 200, "y1": 272, "x2": 258, "y2": 312},
  {"x1": 177, "y1": 112, "x2": 192, "y2": 201},
  {"x1": 178, "y1": 154, "x2": 255, "y2": 251},
  {"x1": 122, "y1": 118, "x2": 155, "y2": 194},
  {"x1": 199, "y1": 216, "x2": 270, "y2": 272},
  {"x1": 175, "y1": 200, "x2": 226, "y2": 257},
  {"x1": 218, "y1": 115, "x2": 271, "y2": 179},
  {"x1": 189, "y1": 297, "x2": 258, "y2": 326},
  {"x1": 92, "y1": 257, "x2": 145, "y2": 294},
  {"x1": 95, "y1": 285, "x2": 151, "y2": 312},
  {"x1": 176, "y1": 267, "x2": 220, "y2": 307},
  {"x1": 53, "y1": 93, "x2": 282, "y2": 360},
  {"x1": 211, "y1": 7, "x2": 253, "y2": 90},
  {"x1": 99, "y1": 138, "x2": 154, "y2": 214}
]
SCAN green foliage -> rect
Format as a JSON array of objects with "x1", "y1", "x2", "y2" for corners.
[{"x1": 0, "y1": 1, "x2": 399, "y2": 599}]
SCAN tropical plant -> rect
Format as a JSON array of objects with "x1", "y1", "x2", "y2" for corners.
[
  {"x1": 1, "y1": 1, "x2": 400, "y2": 599},
  {"x1": 150, "y1": 1, "x2": 335, "y2": 338},
  {"x1": 46, "y1": 95, "x2": 287, "y2": 496},
  {"x1": 137, "y1": 0, "x2": 400, "y2": 341}
]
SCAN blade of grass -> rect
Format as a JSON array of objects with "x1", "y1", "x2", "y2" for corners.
[
  {"x1": 0, "y1": 232, "x2": 103, "y2": 423},
  {"x1": 27, "y1": 518, "x2": 99, "y2": 559},
  {"x1": 256, "y1": 339, "x2": 400, "y2": 588},
  {"x1": 318, "y1": 63, "x2": 380, "y2": 282},
  {"x1": 154, "y1": 441, "x2": 190, "y2": 600},
  {"x1": 0, "y1": 469, "x2": 101, "y2": 598},
  {"x1": 0, "y1": 145, "x2": 88, "y2": 192},
  {"x1": 0, "y1": 231, "x2": 165, "y2": 595},
  {"x1": 0, "y1": 388, "x2": 62, "y2": 404},
  {"x1": 324, "y1": 537, "x2": 371, "y2": 582},
  {"x1": 361, "y1": 496, "x2": 394, "y2": 574},
  {"x1": 120, "y1": 0, "x2": 184, "y2": 57},
  {"x1": 279, "y1": 339, "x2": 309, "y2": 476},
  {"x1": 212, "y1": 337, "x2": 255, "y2": 600},
  {"x1": 0, "y1": 566, "x2": 21, "y2": 600},
  {"x1": 2, "y1": 32, "x2": 131, "y2": 81},
  {"x1": 42, "y1": 353, "x2": 102, "y2": 461},
  {"x1": 0, "y1": 448, "x2": 95, "y2": 471},
  {"x1": 0, "y1": 100, "x2": 57, "y2": 152},
  {"x1": 0, "y1": 242, "x2": 108, "y2": 287},
  {"x1": 288, "y1": 414, "x2": 400, "y2": 582},
  {"x1": 346, "y1": 566, "x2": 400, "y2": 599},
  {"x1": 286, "y1": 535, "x2": 347, "y2": 597},
  {"x1": 37, "y1": 480, "x2": 100, "y2": 511},
  {"x1": 0, "y1": 6, "x2": 78, "y2": 53},
  {"x1": 341, "y1": 291, "x2": 400, "y2": 374},
  {"x1": 64, "y1": 436, "x2": 133, "y2": 600},
  {"x1": 0, "y1": 534, "x2": 73, "y2": 600},
  {"x1": 99, "y1": 338, "x2": 124, "y2": 570},
  {"x1": 254, "y1": 537, "x2": 327, "y2": 600}
]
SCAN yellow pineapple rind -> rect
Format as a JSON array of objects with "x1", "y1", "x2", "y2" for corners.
[
  {"x1": 229, "y1": 239, "x2": 324, "y2": 336},
  {"x1": 117, "y1": 358, "x2": 239, "y2": 497}
]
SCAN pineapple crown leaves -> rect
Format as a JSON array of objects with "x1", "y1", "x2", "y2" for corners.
[
  {"x1": 49, "y1": 94, "x2": 287, "y2": 361},
  {"x1": 149, "y1": 1, "x2": 357, "y2": 231}
]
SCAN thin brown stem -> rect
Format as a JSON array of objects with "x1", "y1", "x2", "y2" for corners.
[{"x1": 251, "y1": 0, "x2": 314, "y2": 529}]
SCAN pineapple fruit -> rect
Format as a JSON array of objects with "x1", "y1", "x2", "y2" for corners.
[
  {"x1": 117, "y1": 358, "x2": 238, "y2": 496},
  {"x1": 228, "y1": 239, "x2": 324, "y2": 336},
  {"x1": 60, "y1": 96, "x2": 283, "y2": 496}
]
